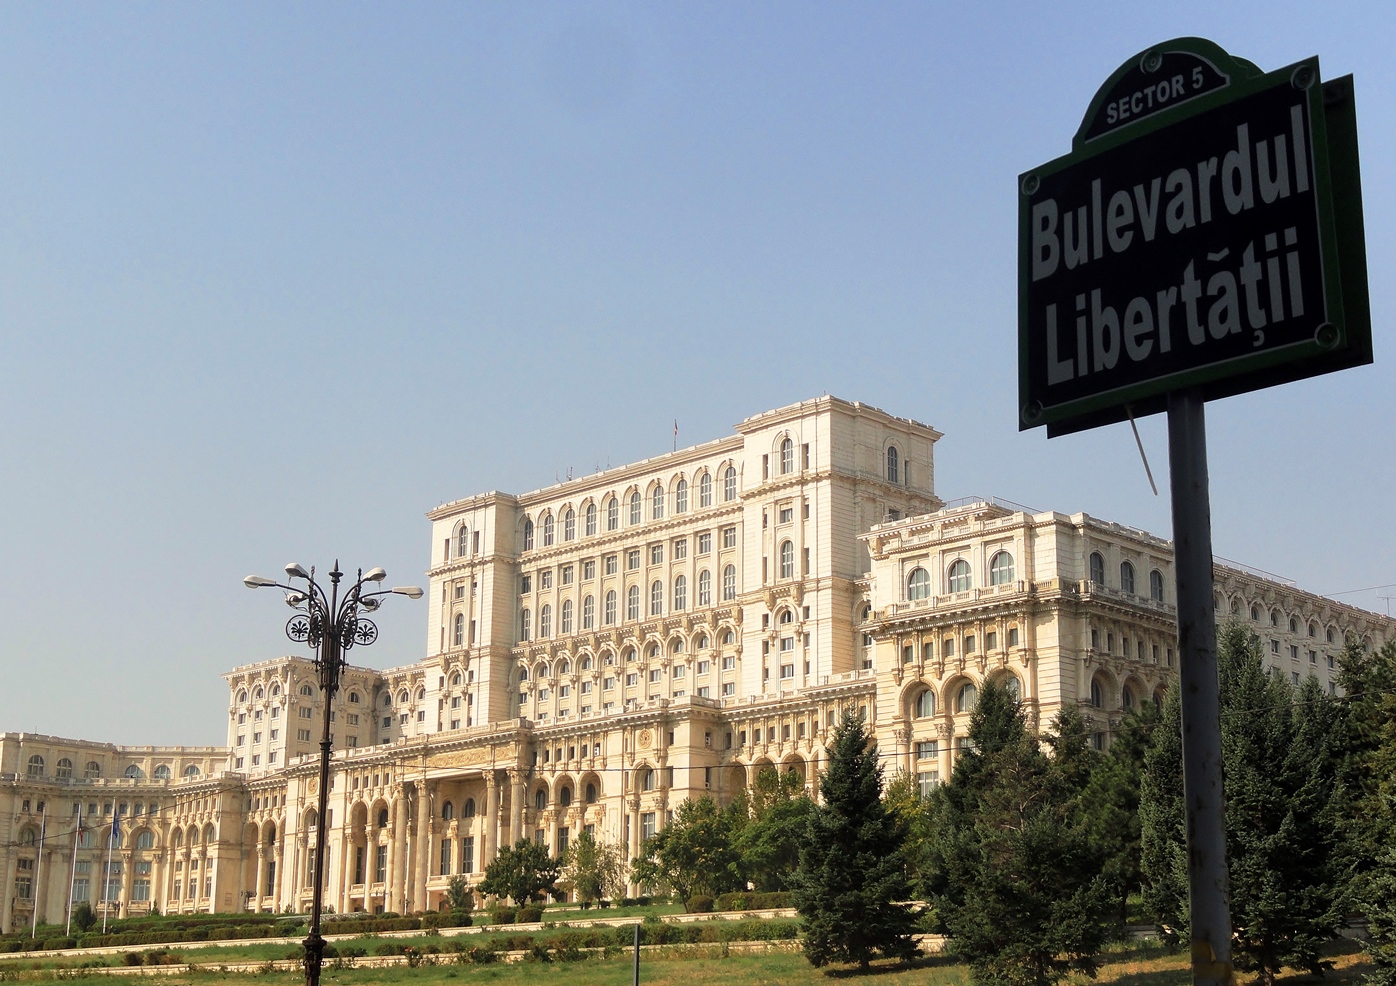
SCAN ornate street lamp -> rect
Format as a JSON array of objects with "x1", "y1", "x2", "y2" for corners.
[{"x1": 244, "y1": 561, "x2": 422, "y2": 986}]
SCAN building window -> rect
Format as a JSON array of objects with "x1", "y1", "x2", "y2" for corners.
[
  {"x1": 947, "y1": 559, "x2": 972, "y2": 594},
  {"x1": 1120, "y1": 561, "x2": 1136, "y2": 595},
  {"x1": 650, "y1": 580, "x2": 664, "y2": 616},
  {"x1": 539, "y1": 604, "x2": 552, "y2": 638},
  {"x1": 989, "y1": 551, "x2": 1014, "y2": 585},
  {"x1": 541, "y1": 513, "x2": 555, "y2": 546},
  {"x1": 584, "y1": 502, "x2": 597, "y2": 537},
  {"x1": 697, "y1": 570, "x2": 712, "y2": 607},
  {"x1": 780, "y1": 437, "x2": 795, "y2": 474},
  {"x1": 722, "y1": 565, "x2": 737, "y2": 601},
  {"x1": 627, "y1": 586, "x2": 641, "y2": 622},
  {"x1": 674, "y1": 575, "x2": 687, "y2": 611},
  {"x1": 564, "y1": 509, "x2": 576, "y2": 541},
  {"x1": 453, "y1": 613, "x2": 465, "y2": 647},
  {"x1": 1150, "y1": 569, "x2": 1165, "y2": 602},
  {"x1": 699, "y1": 472, "x2": 712, "y2": 507},
  {"x1": 886, "y1": 445, "x2": 900, "y2": 484},
  {"x1": 630, "y1": 491, "x2": 642, "y2": 525},
  {"x1": 723, "y1": 466, "x2": 737, "y2": 501},
  {"x1": 675, "y1": 478, "x2": 689, "y2": 513},
  {"x1": 917, "y1": 770, "x2": 939, "y2": 799},
  {"x1": 561, "y1": 599, "x2": 574, "y2": 634},
  {"x1": 627, "y1": 549, "x2": 641, "y2": 570},
  {"x1": 26, "y1": 755, "x2": 44, "y2": 777},
  {"x1": 604, "y1": 590, "x2": 618, "y2": 626},
  {"x1": 650, "y1": 543, "x2": 664, "y2": 566},
  {"x1": 674, "y1": 537, "x2": 688, "y2": 560},
  {"x1": 779, "y1": 540, "x2": 795, "y2": 579},
  {"x1": 955, "y1": 682, "x2": 978, "y2": 713},
  {"x1": 607, "y1": 497, "x2": 619, "y2": 531},
  {"x1": 907, "y1": 567, "x2": 930, "y2": 600},
  {"x1": 915, "y1": 689, "x2": 936, "y2": 718},
  {"x1": 641, "y1": 812, "x2": 657, "y2": 840},
  {"x1": 457, "y1": 526, "x2": 470, "y2": 557},
  {"x1": 652, "y1": 485, "x2": 665, "y2": 520},
  {"x1": 1089, "y1": 552, "x2": 1106, "y2": 585},
  {"x1": 520, "y1": 608, "x2": 531, "y2": 641}
]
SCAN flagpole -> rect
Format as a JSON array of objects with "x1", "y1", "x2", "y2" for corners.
[
  {"x1": 66, "y1": 815, "x2": 81, "y2": 937},
  {"x1": 101, "y1": 809, "x2": 120, "y2": 934},
  {"x1": 32, "y1": 805, "x2": 47, "y2": 938}
]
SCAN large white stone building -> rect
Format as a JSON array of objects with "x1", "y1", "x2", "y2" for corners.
[{"x1": 3, "y1": 396, "x2": 1391, "y2": 932}]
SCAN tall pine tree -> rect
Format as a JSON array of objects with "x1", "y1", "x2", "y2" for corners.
[
  {"x1": 791, "y1": 709, "x2": 918, "y2": 969},
  {"x1": 1140, "y1": 624, "x2": 1348, "y2": 986}
]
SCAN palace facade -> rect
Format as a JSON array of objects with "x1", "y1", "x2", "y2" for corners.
[{"x1": 4, "y1": 396, "x2": 1391, "y2": 932}]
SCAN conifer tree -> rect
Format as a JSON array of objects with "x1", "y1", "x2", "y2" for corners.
[
  {"x1": 1140, "y1": 624, "x2": 1348, "y2": 986},
  {"x1": 926, "y1": 682, "x2": 1114, "y2": 986},
  {"x1": 791, "y1": 709, "x2": 917, "y2": 969}
]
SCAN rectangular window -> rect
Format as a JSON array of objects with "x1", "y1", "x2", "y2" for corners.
[
  {"x1": 648, "y1": 668, "x2": 662, "y2": 683},
  {"x1": 641, "y1": 812, "x2": 657, "y2": 840},
  {"x1": 698, "y1": 660, "x2": 710, "y2": 675},
  {"x1": 673, "y1": 538, "x2": 687, "y2": 560},
  {"x1": 697, "y1": 686, "x2": 710, "y2": 697},
  {"x1": 440, "y1": 839, "x2": 452, "y2": 875},
  {"x1": 627, "y1": 550, "x2": 641, "y2": 570},
  {"x1": 780, "y1": 664, "x2": 795, "y2": 679},
  {"x1": 779, "y1": 505, "x2": 793, "y2": 524},
  {"x1": 650, "y1": 544, "x2": 664, "y2": 565},
  {"x1": 133, "y1": 879, "x2": 151, "y2": 902},
  {"x1": 540, "y1": 570, "x2": 553, "y2": 590},
  {"x1": 71, "y1": 878, "x2": 89, "y2": 902},
  {"x1": 698, "y1": 532, "x2": 712, "y2": 555},
  {"x1": 605, "y1": 554, "x2": 618, "y2": 575},
  {"x1": 604, "y1": 677, "x2": 615, "y2": 690},
  {"x1": 722, "y1": 526, "x2": 737, "y2": 549},
  {"x1": 626, "y1": 673, "x2": 638, "y2": 687},
  {"x1": 917, "y1": 770, "x2": 940, "y2": 799},
  {"x1": 299, "y1": 707, "x2": 313, "y2": 719},
  {"x1": 375, "y1": 845, "x2": 388, "y2": 882},
  {"x1": 583, "y1": 560, "x2": 596, "y2": 581},
  {"x1": 461, "y1": 836, "x2": 475, "y2": 874},
  {"x1": 723, "y1": 655, "x2": 736, "y2": 670},
  {"x1": 721, "y1": 682, "x2": 735, "y2": 696},
  {"x1": 561, "y1": 565, "x2": 574, "y2": 585},
  {"x1": 916, "y1": 740, "x2": 938, "y2": 760},
  {"x1": 15, "y1": 859, "x2": 33, "y2": 899},
  {"x1": 521, "y1": 574, "x2": 532, "y2": 594}
]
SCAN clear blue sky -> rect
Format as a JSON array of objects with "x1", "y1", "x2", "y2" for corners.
[{"x1": 1, "y1": 2, "x2": 1392, "y2": 746}]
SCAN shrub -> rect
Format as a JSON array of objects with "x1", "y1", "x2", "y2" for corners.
[
  {"x1": 372, "y1": 941, "x2": 404, "y2": 956},
  {"x1": 686, "y1": 895, "x2": 714, "y2": 913},
  {"x1": 43, "y1": 937, "x2": 76, "y2": 950},
  {"x1": 122, "y1": 952, "x2": 144, "y2": 966},
  {"x1": 516, "y1": 905, "x2": 544, "y2": 923},
  {"x1": 490, "y1": 907, "x2": 516, "y2": 925}
]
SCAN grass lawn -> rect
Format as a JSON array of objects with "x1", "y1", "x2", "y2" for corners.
[{"x1": 0, "y1": 939, "x2": 1375, "y2": 986}]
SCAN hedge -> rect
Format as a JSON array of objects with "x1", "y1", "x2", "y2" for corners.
[{"x1": 712, "y1": 891, "x2": 792, "y2": 912}]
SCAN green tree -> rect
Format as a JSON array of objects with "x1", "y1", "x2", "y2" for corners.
[
  {"x1": 478, "y1": 838, "x2": 561, "y2": 906},
  {"x1": 1337, "y1": 639, "x2": 1396, "y2": 986},
  {"x1": 926, "y1": 683, "x2": 1115, "y2": 986},
  {"x1": 791, "y1": 709, "x2": 917, "y2": 970},
  {"x1": 70, "y1": 901, "x2": 97, "y2": 933},
  {"x1": 562, "y1": 829, "x2": 627, "y2": 905},
  {"x1": 733, "y1": 766, "x2": 816, "y2": 892},
  {"x1": 444, "y1": 874, "x2": 475, "y2": 915},
  {"x1": 1083, "y1": 700, "x2": 1162, "y2": 920},
  {"x1": 1140, "y1": 625, "x2": 1349, "y2": 986},
  {"x1": 630, "y1": 795, "x2": 744, "y2": 900}
]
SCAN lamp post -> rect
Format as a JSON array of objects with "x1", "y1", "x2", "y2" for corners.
[{"x1": 244, "y1": 561, "x2": 422, "y2": 986}]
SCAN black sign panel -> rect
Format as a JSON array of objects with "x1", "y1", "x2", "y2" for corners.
[{"x1": 1018, "y1": 40, "x2": 1370, "y2": 435}]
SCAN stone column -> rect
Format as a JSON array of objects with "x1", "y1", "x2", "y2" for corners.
[
  {"x1": 338, "y1": 832, "x2": 352, "y2": 915},
  {"x1": 507, "y1": 770, "x2": 524, "y2": 848},
  {"x1": 254, "y1": 847, "x2": 267, "y2": 912},
  {"x1": 413, "y1": 781, "x2": 431, "y2": 912},
  {"x1": 391, "y1": 794, "x2": 409, "y2": 912},
  {"x1": 0, "y1": 853, "x2": 15, "y2": 934},
  {"x1": 627, "y1": 798, "x2": 641, "y2": 895},
  {"x1": 271, "y1": 845, "x2": 284, "y2": 913},
  {"x1": 484, "y1": 772, "x2": 500, "y2": 865},
  {"x1": 118, "y1": 849, "x2": 133, "y2": 915}
]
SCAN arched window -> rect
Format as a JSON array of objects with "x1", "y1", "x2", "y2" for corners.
[
  {"x1": 651, "y1": 485, "x2": 665, "y2": 520},
  {"x1": 1089, "y1": 552, "x2": 1106, "y2": 585},
  {"x1": 674, "y1": 478, "x2": 688, "y2": 513},
  {"x1": 698, "y1": 472, "x2": 712, "y2": 508},
  {"x1": 442, "y1": 801, "x2": 455, "y2": 820},
  {"x1": 450, "y1": 675, "x2": 461, "y2": 687},
  {"x1": 542, "y1": 513, "x2": 555, "y2": 546},
  {"x1": 154, "y1": 765, "x2": 170, "y2": 780},
  {"x1": 453, "y1": 613, "x2": 465, "y2": 647},
  {"x1": 254, "y1": 686, "x2": 264, "y2": 700},
  {"x1": 639, "y1": 768, "x2": 655, "y2": 792},
  {"x1": 604, "y1": 590, "x2": 618, "y2": 625},
  {"x1": 300, "y1": 684, "x2": 314, "y2": 697},
  {"x1": 56, "y1": 758, "x2": 73, "y2": 779},
  {"x1": 585, "y1": 783, "x2": 598, "y2": 804},
  {"x1": 582, "y1": 595, "x2": 595, "y2": 630},
  {"x1": 779, "y1": 540, "x2": 795, "y2": 579},
  {"x1": 125, "y1": 764, "x2": 143, "y2": 779},
  {"x1": 947, "y1": 559, "x2": 972, "y2": 593},
  {"x1": 534, "y1": 788, "x2": 546, "y2": 810},
  {"x1": 780, "y1": 438, "x2": 795, "y2": 474},
  {"x1": 650, "y1": 580, "x2": 664, "y2": 617},
  {"x1": 1090, "y1": 678, "x2": 1104, "y2": 708},
  {"x1": 723, "y1": 630, "x2": 735, "y2": 645},
  {"x1": 563, "y1": 509, "x2": 576, "y2": 541},
  {"x1": 560, "y1": 599, "x2": 574, "y2": 634},
  {"x1": 698, "y1": 570, "x2": 712, "y2": 607},
  {"x1": 557, "y1": 658, "x2": 571, "y2": 675},
  {"x1": 627, "y1": 586, "x2": 640, "y2": 622},
  {"x1": 1122, "y1": 687, "x2": 1135, "y2": 711},
  {"x1": 585, "y1": 502, "x2": 597, "y2": 537},
  {"x1": 722, "y1": 565, "x2": 737, "y2": 601},
  {"x1": 989, "y1": 551, "x2": 1015, "y2": 585},
  {"x1": 581, "y1": 655, "x2": 593, "y2": 671},
  {"x1": 1289, "y1": 617, "x2": 1299, "y2": 634},
  {"x1": 955, "y1": 682, "x2": 978, "y2": 713},
  {"x1": 136, "y1": 830, "x2": 155, "y2": 850},
  {"x1": 629, "y1": 491, "x2": 642, "y2": 525},
  {"x1": 398, "y1": 690, "x2": 410, "y2": 704},
  {"x1": 907, "y1": 567, "x2": 930, "y2": 600},
  {"x1": 520, "y1": 608, "x2": 532, "y2": 641},
  {"x1": 463, "y1": 799, "x2": 476, "y2": 818},
  {"x1": 523, "y1": 518, "x2": 535, "y2": 551},
  {"x1": 183, "y1": 765, "x2": 201, "y2": 778},
  {"x1": 26, "y1": 755, "x2": 44, "y2": 777},
  {"x1": 1151, "y1": 570, "x2": 1166, "y2": 602},
  {"x1": 19, "y1": 827, "x2": 36, "y2": 845},
  {"x1": 457, "y1": 526, "x2": 469, "y2": 557},
  {"x1": 378, "y1": 808, "x2": 390, "y2": 828},
  {"x1": 539, "y1": 605, "x2": 553, "y2": 638},
  {"x1": 236, "y1": 689, "x2": 247, "y2": 704},
  {"x1": 1120, "y1": 561, "x2": 1136, "y2": 595},
  {"x1": 886, "y1": 445, "x2": 900, "y2": 484},
  {"x1": 673, "y1": 574, "x2": 687, "y2": 611},
  {"x1": 606, "y1": 497, "x2": 619, "y2": 531},
  {"x1": 914, "y1": 689, "x2": 936, "y2": 718},
  {"x1": 558, "y1": 786, "x2": 573, "y2": 807},
  {"x1": 723, "y1": 466, "x2": 737, "y2": 501},
  {"x1": 517, "y1": 666, "x2": 529, "y2": 682},
  {"x1": 1001, "y1": 675, "x2": 1022, "y2": 702}
]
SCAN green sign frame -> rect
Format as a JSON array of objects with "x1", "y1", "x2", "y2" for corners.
[{"x1": 1018, "y1": 38, "x2": 1371, "y2": 436}]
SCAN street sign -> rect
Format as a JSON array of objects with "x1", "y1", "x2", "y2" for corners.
[{"x1": 1019, "y1": 38, "x2": 1370, "y2": 436}]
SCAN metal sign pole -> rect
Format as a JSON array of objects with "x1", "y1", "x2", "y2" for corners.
[{"x1": 1166, "y1": 389, "x2": 1233, "y2": 986}]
